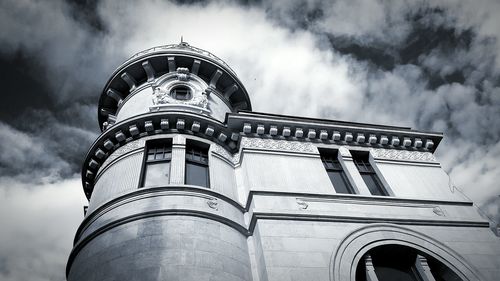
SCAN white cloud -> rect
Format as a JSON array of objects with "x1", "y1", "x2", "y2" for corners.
[{"x1": 0, "y1": 177, "x2": 86, "y2": 281}]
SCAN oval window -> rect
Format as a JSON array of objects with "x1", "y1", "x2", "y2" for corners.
[{"x1": 170, "y1": 86, "x2": 192, "y2": 100}]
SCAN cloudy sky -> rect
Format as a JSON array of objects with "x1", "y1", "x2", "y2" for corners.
[{"x1": 1, "y1": 0, "x2": 499, "y2": 280}]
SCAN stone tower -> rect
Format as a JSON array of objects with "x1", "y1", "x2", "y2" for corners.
[{"x1": 67, "y1": 42, "x2": 500, "y2": 281}]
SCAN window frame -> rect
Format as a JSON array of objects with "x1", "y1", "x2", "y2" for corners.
[
  {"x1": 170, "y1": 85, "x2": 192, "y2": 100},
  {"x1": 184, "y1": 141, "x2": 210, "y2": 188},
  {"x1": 351, "y1": 151, "x2": 389, "y2": 196},
  {"x1": 139, "y1": 139, "x2": 173, "y2": 188},
  {"x1": 319, "y1": 149, "x2": 355, "y2": 194}
]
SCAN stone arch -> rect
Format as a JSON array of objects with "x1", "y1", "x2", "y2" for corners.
[{"x1": 330, "y1": 223, "x2": 482, "y2": 281}]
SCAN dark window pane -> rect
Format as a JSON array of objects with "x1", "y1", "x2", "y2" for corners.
[
  {"x1": 375, "y1": 266, "x2": 420, "y2": 281},
  {"x1": 361, "y1": 173, "x2": 387, "y2": 196},
  {"x1": 186, "y1": 162, "x2": 209, "y2": 188},
  {"x1": 143, "y1": 161, "x2": 170, "y2": 187},
  {"x1": 427, "y1": 257, "x2": 463, "y2": 281},
  {"x1": 320, "y1": 150, "x2": 354, "y2": 194},
  {"x1": 171, "y1": 86, "x2": 191, "y2": 100},
  {"x1": 328, "y1": 171, "x2": 353, "y2": 194},
  {"x1": 357, "y1": 245, "x2": 463, "y2": 281},
  {"x1": 370, "y1": 245, "x2": 421, "y2": 281}
]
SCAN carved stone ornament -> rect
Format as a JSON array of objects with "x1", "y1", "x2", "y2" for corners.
[
  {"x1": 296, "y1": 199, "x2": 309, "y2": 210},
  {"x1": 240, "y1": 137, "x2": 316, "y2": 153},
  {"x1": 152, "y1": 86, "x2": 208, "y2": 109},
  {"x1": 432, "y1": 206, "x2": 445, "y2": 216},
  {"x1": 176, "y1": 67, "x2": 190, "y2": 81},
  {"x1": 370, "y1": 148, "x2": 437, "y2": 162},
  {"x1": 207, "y1": 198, "x2": 218, "y2": 210}
]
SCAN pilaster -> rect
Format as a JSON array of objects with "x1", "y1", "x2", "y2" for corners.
[{"x1": 170, "y1": 135, "x2": 186, "y2": 184}]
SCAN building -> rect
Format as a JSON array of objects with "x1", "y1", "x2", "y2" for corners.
[{"x1": 66, "y1": 41, "x2": 500, "y2": 281}]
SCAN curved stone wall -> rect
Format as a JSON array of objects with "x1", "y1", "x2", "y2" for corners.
[
  {"x1": 68, "y1": 215, "x2": 251, "y2": 281},
  {"x1": 69, "y1": 188, "x2": 249, "y2": 281}
]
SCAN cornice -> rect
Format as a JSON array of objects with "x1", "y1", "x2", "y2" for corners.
[
  {"x1": 81, "y1": 111, "x2": 240, "y2": 199},
  {"x1": 227, "y1": 111, "x2": 443, "y2": 152}
]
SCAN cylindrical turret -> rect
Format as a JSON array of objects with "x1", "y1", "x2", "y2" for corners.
[{"x1": 67, "y1": 42, "x2": 253, "y2": 281}]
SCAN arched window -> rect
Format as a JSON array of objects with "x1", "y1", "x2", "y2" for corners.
[{"x1": 355, "y1": 244, "x2": 462, "y2": 281}]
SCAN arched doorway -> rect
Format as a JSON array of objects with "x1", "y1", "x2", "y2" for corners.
[
  {"x1": 330, "y1": 224, "x2": 482, "y2": 281},
  {"x1": 355, "y1": 244, "x2": 462, "y2": 281}
]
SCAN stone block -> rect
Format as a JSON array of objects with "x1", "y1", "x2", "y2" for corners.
[
  {"x1": 269, "y1": 125, "x2": 278, "y2": 136},
  {"x1": 332, "y1": 131, "x2": 341, "y2": 141},
  {"x1": 144, "y1": 121, "x2": 154, "y2": 132},
  {"x1": 160, "y1": 119, "x2": 169, "y2": 129},
  {"x1": 282, "y1": 127, "x2": 291, "y2": 137},
  {"x1": 191, "y1": 121, "x2": 201, "y2": 132},
  {"x1": 295, "y1": 128, "x2": 304, "y2": 138},
  {"x1": 256, "y1": 124, "x2": 265, "y2": 135},
  {"x1": 307, "y1": 129, "x2": 316, "y2": 139},
  {"x1": 243, "y1": 123, "x2": 252, "y2": 134},
  {"x1": 319, "y1": 130, "x2": 328, "y2": 140}
]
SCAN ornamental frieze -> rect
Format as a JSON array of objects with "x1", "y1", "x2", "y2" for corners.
[
  {"x1": 212, "y1": 144, "x2": 240, "y2": 164},
  {"x1": 370, "y1": 148, "x2": 437, "y2": 162},
  {"x1": 240, "y1": 137, "x2": 317, "y2": 153}
]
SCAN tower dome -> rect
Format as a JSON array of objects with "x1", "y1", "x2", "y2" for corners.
[
  {"x1": 82, "y1": 42, "x2": 252, "y2": 199},
  {"x1": 98, "y1": 41, "x2": 252, "y2": 130}
]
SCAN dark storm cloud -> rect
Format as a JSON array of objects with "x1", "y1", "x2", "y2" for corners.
[{"x1": 0, "y1": 0, "x2": 113, "y2": 180}]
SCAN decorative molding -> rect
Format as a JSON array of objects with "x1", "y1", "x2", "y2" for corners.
[
  {"x1": 296, "y1": 196, "x2": 447, "y2": 217},
  {"x1": 152, "y1": 86, "x2": 208, "y2": 109},
  {"x1": 176, "y1": 67, "x2": 190, "y2": 81},
  {"x1": 330, "y1": 224, "x2": 482, "y2": 281},
  {"x1": 296, "y1": 199, "x2": 309, "y2": 210},
  {"x1": 370, "y1": 148, "x2": 437, "y2": 162},
  {"x1": 240, "y1": 137, "x2": 317, "y2": 153},
  {"x1": 100, "y1": 140, "x2": 143, "y2": 169},
  {"x1": 212, "y1": 144, "x2": 240, "y2": 164},
  {"x1": 207, "y1": 198, "x2": 219, "y2": 210},
  {"x1": 433, "y1": 206, "x2": 445, "y2": 217}
]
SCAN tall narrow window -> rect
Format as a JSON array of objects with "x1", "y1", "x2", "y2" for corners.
[
  {"x1": 185, "y1": 141, "x2": 209, "y2": 188},
  {"x1": 352, "y1": 151, "x2": 388, "y2": 196},
  {"x1": 142, "y1": 140, "x2": 172, "y2": 187},
  {"x1": 320, "y1": 149, "x2": 354, "y2": 194}
]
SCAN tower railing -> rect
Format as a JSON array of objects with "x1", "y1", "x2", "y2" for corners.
[{"x1": 122, "y1": 43, "x2": 237, "y2": 76}]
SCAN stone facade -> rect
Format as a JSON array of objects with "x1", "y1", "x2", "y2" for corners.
[{"x1": 67, "y1": 42, "x2": 500, "y2": 281}]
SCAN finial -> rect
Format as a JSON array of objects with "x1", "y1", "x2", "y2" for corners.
[{"x1": 179, "y1": 36, "x2": 189, "y2": 47}]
